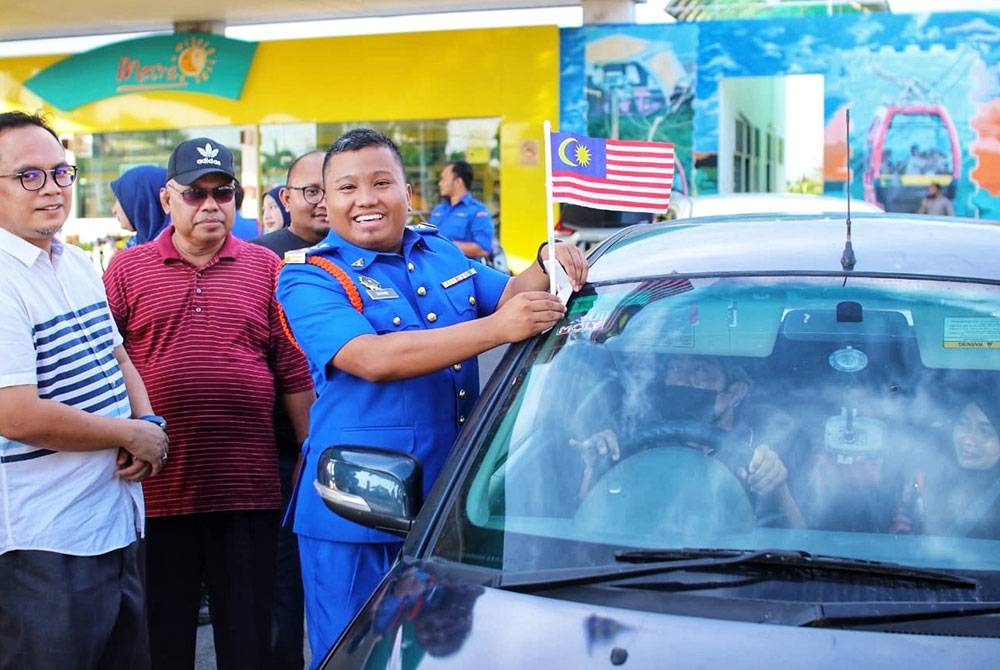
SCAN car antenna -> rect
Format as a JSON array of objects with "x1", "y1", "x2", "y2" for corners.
[{"x1": 841, "y1": 108, "x2": 856, "y2": 271}]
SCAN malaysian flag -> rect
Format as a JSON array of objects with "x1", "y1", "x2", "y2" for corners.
[{"x1": 549, "y1": 130, "x2": 675, "y2": 214}]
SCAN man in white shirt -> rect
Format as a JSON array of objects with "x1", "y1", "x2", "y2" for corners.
[
  {"x1": 0, "y1": 111, "x2": 168, "y2": 669},
  {"x1": 917, "y1": 182, "x2": 955, "y2": 217}
]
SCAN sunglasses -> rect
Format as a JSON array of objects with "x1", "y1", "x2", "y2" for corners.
[{"x1": 168, "y1": 184, "x2": 237, "y2": 206}]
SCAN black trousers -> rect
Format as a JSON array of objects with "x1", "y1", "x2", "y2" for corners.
[
  {"x1": 0, "y1": 540, "x2": 149, "y2": 670},
  {"x1": 273, "y1": 449, "x2": 306, "y2": 669},
  {"x1": 146, "y1": 510, "x2": 279, "y2": 670}
]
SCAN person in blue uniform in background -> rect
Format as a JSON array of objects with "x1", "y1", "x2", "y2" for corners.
[
  {"x1": 429, "y1": 160, "x2": 494, "y2": 261},
  {"x1": 231, "y1": 184, "x2": 261, "y2": 240},
  {"x1": 275, "y1": 128, "x2": 587, "y2": 666}
]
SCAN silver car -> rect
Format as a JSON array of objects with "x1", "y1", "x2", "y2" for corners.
[{"x1": 317, "y1": 212, "x2": 1000, "y2": 668}]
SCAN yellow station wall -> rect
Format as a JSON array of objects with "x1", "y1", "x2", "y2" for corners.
[{"x1": 0, "y1": 26, "x2": 560, "y2": 271}]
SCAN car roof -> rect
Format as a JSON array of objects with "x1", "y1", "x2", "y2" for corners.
[
  {"x1": 680, "y1": 193, "x2": 883, "y2": 218},
  {"x1": 587, "y1": 213, "x2": 1000, "y2": 283}
]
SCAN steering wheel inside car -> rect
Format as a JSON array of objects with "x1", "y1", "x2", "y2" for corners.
[{"x1": 574, "y1": 421, "x2": 757, "y2": 539}]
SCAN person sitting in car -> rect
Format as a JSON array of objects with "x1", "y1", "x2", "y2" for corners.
[
  {"x1": 891, "y1": 386, "x2": 1000, "y2": 539},
  {"x1": 570, "y1": 354, "x2": 805, "y2": 527}
]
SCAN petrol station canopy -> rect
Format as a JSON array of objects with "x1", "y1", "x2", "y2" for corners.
[{"x1": 0, "y1": 0, "x2": 585, "y2": 41}]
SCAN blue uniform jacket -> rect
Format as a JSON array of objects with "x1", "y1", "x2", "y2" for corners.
[
  {"x1": 428, "y1": 193, "x2": 494, "y2": 255},
  {"x1": 276, "y1": 225, "x2": 510, "y2": 543}
]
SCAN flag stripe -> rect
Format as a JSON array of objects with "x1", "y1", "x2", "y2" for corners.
[
  {"x1": 607, "y1": 148, "x2": 675, "y2": 159},
  {"x1": 551, "y1": 191, "x2": 672, "y2": 208},
  {"x1": 606, "y1": 138, "x2": 675, "y2": 150},
  {"x1": 552, "y1": 177, "x2": 673, "y2": 197},
  {"x1": 607, "y1": 167, "x2": 674, "y2": 178},
  {"x1": 552, "y1": 191, "x2": 672, "y2": 205},
  {"x1": 552, "y1": 187, "x2": 672, "y2": 204}
]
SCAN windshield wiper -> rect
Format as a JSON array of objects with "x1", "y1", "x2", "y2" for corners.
[
  {"x1": 499, "y1": 548, "x2": 977, "y2": 593},
  {"x1": 614, "y1": 548, "x2": 977, "y2": 589},
  {"x1": 792, "y1": 600, "x2": 1000, "y2": 628}
]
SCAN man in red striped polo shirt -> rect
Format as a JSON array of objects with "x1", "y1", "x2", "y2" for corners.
[{"x1": 102, "y1": 137, "x2": 314, "y2": 670}]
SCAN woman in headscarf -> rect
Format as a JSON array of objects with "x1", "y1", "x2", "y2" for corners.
[
  {"x1": 110, "y1": 165, "x2": 170, "y2": 247},
  {"x1": 892, "y1": 380, "x2": 1000, "y2": 539},
  {"x1": 261, "y1": 185, "x2": 291, "y2": 233}
]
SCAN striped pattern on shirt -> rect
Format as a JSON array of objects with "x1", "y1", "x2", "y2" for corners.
[
  {"x1": 103, "y1": 231, "x2": 313, "y2": 517},
  {"x1": 35, "y1": 302, "x2": 128, "y2": 414}
]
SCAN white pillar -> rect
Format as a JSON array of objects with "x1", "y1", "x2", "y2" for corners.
[{"x1": 581, "y1": 0, "x2": 640, "y2": 24}]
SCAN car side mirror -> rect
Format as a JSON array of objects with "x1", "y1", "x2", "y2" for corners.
[{"x1": 314, "y1": 446, "x2": 423, "y2": 536}]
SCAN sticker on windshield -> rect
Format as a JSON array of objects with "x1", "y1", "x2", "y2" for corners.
[
  {"x1": 663, "y1": 308, "x2": 696, "y2": 348},
  {"x1": 943, "y1": 317, "x2": 1000, "y2": 349},
  {"x1": 557, "y1": 316, "x2": 604, "y2": 336}
]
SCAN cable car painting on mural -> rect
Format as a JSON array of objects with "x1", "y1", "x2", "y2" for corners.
[{"x1": 863, "y1": 72, "x2": 962, "y2": 214}]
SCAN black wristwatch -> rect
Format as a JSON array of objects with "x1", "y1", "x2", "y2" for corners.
[
  {"x1": 536, "y1": 240, "x2": 564, "y2": 274},
  {"x1": 137, "y1": 414, "x2": 167, "y2": 430}
]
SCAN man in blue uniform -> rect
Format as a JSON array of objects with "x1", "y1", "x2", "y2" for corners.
[
  {"x1": 429, "y1": 160, "x2": 494, "y2": 260},
  {"x1": 276, "y1": 128, "x2": 587, "y2": 665}
]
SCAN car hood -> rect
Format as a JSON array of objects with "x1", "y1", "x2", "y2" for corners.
[{"x1": 323, "y1": 561, "x2": 999, "y2": 669}]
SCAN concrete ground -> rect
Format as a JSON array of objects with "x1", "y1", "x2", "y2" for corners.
[{"x1": 195, "y1": 622, "x2": 311, "y2": 669}]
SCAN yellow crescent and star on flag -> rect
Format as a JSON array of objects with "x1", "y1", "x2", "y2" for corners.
[{"x1": 556, "y1": 136, "x2": 593, "y2": 168}]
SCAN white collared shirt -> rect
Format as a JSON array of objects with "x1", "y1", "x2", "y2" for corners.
[{"x1": 0, "y1": 228, "x2": 144, "y2": 556}]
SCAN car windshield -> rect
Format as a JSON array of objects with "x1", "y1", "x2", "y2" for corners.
[{"x1": 431, "y1": 274, "x2": 1000, "y2": 580}]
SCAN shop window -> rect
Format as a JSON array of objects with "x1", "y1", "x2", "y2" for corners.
[
  {"x1": 68, "y1": 117, "x2": 500, "y2": 225},
  {"x1": 259, "y1": 117, "x2": 501, "y2": 220},
  {"x1": 71, "y1": 127, "x2": 242, "y2": 220}
]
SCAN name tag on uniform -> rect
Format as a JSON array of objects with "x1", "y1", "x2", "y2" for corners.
[
  {"x1": 367, "y1": 287, "x2": 399, "y2": 300},
  {"x1": 441, "y1": 267, "x2": 477, "y2": 288},
  {"x1": 359, "y1": 275, "x2": 399, "y2": 300}
]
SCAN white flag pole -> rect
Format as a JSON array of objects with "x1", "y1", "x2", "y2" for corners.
[{"x1": 543, "y1": 120, "x2": 557, "y2": 294}]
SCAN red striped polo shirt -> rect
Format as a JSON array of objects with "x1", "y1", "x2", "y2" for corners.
[{"x1": 103, "y1": 228, "x2": 313, "y2": 517}]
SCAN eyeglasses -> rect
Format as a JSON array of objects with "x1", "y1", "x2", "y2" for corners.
[
  {"x1": 167, "y1": 184, "x2": 237, "y2": 206},
  {"x1": 0, "y1": 165, "x2": 78, "y2": 191},
  {"x1": 286, "y1": 185, "x2": 325, "y2": 205}
]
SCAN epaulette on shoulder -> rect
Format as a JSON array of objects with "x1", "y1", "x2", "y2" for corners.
[
  {"x1": 283, "y1": 242, "x2": 332, "y2": 264},
  {"x1": 283, "y1": 249, "x2": 308, "y2": 264},
  {"x1": 407, "y1": 221, "x2": 439, "y2": 233}
]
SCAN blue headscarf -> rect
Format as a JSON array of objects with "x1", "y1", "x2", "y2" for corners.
[
  {"x1": 265, "y1": 185, "x2": 291, "y2": 228},
  {"x1": 110, "y1": 165, "x2": 169, "y2": 246}
]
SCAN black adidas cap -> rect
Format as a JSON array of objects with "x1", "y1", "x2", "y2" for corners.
[{"x1": 166, "y1": 137, "x2": 236, "y2": 185}]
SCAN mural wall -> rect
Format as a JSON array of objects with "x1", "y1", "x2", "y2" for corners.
[{"x1": 560, "y1": 12, "x2": 1000, "y2": 218}]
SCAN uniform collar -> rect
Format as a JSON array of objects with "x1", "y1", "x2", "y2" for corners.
[
  {"x1": 154, "y1": 224, "x2": 242, "y2": 263},
  {"x1": 0, "y1": 226, "x2": 62, "y2": 268},
  {"x1": 312, "y1": 227, "x2": 430, "y2": 271}
]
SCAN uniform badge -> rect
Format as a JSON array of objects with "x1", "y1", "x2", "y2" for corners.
[
  {"x1": 351, "y1": 258, "x2": 365, "y2": 268},
  {"x1": 283, "y1": 249, "x2": 307, "y2": 264},
  {"x1": 441, "y1": 267, "x2": 478, "y2": 288},
  {"x1": 359, "y1": 275, "x2": 399, "y2": 300}
]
